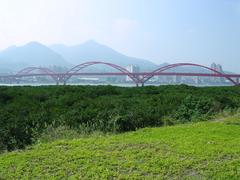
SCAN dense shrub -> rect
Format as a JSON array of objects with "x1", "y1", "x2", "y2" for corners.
[
  {"x1": 0, "y1": 85, "x2": 240, "y2": 152},
  {"x1": 174, "y1": 95, "x2": 214, "y2": 122}
]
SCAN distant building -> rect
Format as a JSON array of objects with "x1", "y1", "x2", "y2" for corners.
[
  {"x1": 126, "y1": 65, "x2": 140, "y2": 82},
  {"x1": 211, "y1": 62, "x2": 223, "y2": 73},
  {"x1": 216, "y1": 64, "x2": 223, "y2": 73},
  {"x1": 173, "y1": 75, "x2": 182, "y2": 84},
  {"x1": 211, "y1": 62, "x2": 217, "y2": 73},
  {"x1": 210, "y1": 62, "x2": 225, "y2": 83},
  {"x1": 194, "y1": 76, "x2": 201, "y2": 85}
]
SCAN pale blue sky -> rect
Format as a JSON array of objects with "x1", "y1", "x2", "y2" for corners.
[{"x1": 0, "y1": 0, "x2": 240, "y2": 72}]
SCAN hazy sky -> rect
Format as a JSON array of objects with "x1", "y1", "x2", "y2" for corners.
[{"x1": 0, "y1": 0, "x2": 240, "y2": 72}]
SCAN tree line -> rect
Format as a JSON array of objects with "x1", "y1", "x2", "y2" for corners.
[{"x1": 0, "y1": 85, "x2": 240, "y2": 152}]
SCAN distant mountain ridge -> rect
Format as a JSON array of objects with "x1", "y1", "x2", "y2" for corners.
[
  {"x1": 0, "y1": 42, "x2": 69, "y2": 72},
  {"x1": 0, "y1": 40, "x2": 158, "y2": 73},
  {"x1": 49, "y1": 40, "x2": 157, "y2": 71},
  {"x1": 0, "y1": 40, "x2": 223, "y2": 74}
]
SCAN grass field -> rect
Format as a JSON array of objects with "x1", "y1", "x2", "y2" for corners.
[{"x1": 0, "y1": 116, "x2": 240, "y2": 179}]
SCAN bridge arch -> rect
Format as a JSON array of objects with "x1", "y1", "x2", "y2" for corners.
[
  {"x1": 62, "y1": 61, "x2": 140, "y2": 84},
  {"x1": 142, "y1": 63, "x2": 238, "y2": 85},
  {"x1": 16, "y1": 67, "x2": 59, "y2": 82}
]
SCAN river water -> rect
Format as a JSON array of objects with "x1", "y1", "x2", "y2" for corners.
[{"x1": 0, "y1": 83, "x2": 232, "y2": 87}]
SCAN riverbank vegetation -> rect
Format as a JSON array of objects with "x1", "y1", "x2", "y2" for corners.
[{"x1": 0, "y1": 85, "x2": 240, "y2": 152}]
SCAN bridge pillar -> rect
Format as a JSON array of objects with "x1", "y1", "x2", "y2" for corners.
[
  {"x1": 135, "y1": 81, "x2": 145, "y2": 87},
  {"x1": 236, "y1": 78, "x2": 240, "y2": 86}
]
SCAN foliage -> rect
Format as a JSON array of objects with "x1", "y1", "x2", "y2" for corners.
[
  {"x1": 35, "y1": 126, "x2": 82, "y2": 144},
  {"x1": 173, "y1": 95, "x2": 214, "y2": 122},
  {"x1": 0, "y1": 85, "x2": 240, "y2": 151}
]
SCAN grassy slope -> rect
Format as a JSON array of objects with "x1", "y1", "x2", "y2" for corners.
[{"x1": 0, "y1": 118, "x2": 240, "y2": 179}]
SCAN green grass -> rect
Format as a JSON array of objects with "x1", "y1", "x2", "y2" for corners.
[{"x1": 0, "y1": 118, "x2": 240, "y2": 179}]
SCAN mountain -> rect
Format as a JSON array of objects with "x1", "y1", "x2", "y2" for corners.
[
  {"x1": 0, "y1": 40, "x2": 221, "y2": 74},
  {"x1": 50, "y1": 40, "x2": 157, "y2": 71},
  {"x1": 0, "y1": 42, "x2": 69, "y2": 72}
]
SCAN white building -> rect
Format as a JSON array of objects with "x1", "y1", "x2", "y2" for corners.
[
  {"x1": 211, "y1": 62, "x2": 223, "y2": 73},
  {"x1": 210, "y1": 62, "x2": 225, "y2": 83},
  {"x1": 126, "y1": 65, "x2": 140, "y2": 82}
]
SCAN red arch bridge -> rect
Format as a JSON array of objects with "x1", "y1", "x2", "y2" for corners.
[{"x1": 0, "y1": 61, "x2": 240, "y2": 86}]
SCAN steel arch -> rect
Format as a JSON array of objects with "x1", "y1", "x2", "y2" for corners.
[
  {"x1": 62, "y1": 61, "x2": 140, "y2": 84},
  {"x1": 142, "y1": 63, "x2": 238, "y2": 85},
  {"x1": 16, "y1": 67, "x2": 59, "y2": 82}
]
